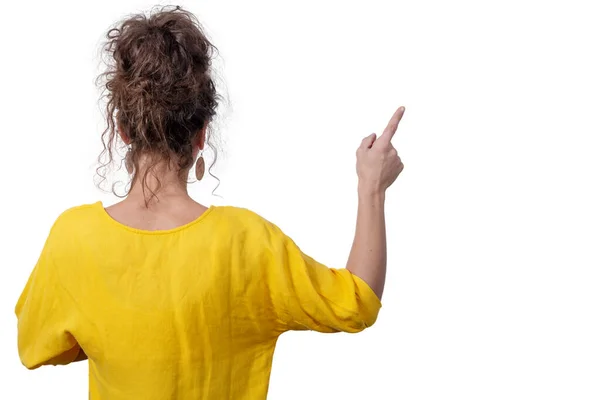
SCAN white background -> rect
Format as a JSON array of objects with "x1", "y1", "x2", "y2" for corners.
[{"x1": 1, "y1": 0, "x2": 599, "y2": 399}]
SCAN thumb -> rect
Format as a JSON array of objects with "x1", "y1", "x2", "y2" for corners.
[{"x1": 360, "y1": 133, "x2": 377, "y2": 150}]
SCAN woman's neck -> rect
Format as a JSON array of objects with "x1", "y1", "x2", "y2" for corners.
[{"x1": 126, "y1": 163, "x2": 192, "y2": 207}]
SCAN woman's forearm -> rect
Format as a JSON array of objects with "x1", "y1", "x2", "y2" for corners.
[{"x1": 346, "y1": 187, "x2": 387, "y2": 299}]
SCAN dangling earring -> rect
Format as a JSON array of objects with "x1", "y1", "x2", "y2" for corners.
[
  {"x1": 195, "y1": 150, "x2": 205, "y2": 181},
  {"x1": 125, "y1": 146, "x2": 134, "y2": 174}
]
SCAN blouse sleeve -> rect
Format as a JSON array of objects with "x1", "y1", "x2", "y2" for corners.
[
  {"x1": 258, "y1": 219, "x2": 382, "y2": 334},
  {"x1": 15, "y1": 220, "x2": 82, "y2": 370}
]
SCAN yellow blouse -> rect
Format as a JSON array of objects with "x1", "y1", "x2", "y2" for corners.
[{"x1": 16, "y1": 202, "x2": 381, "y2": 399}]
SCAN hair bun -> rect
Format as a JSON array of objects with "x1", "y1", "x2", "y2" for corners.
[{"x1": 97, "y1": 5, "x2": 220, "y2": 203}]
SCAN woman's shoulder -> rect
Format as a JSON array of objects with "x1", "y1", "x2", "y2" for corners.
[
  {"x1": 212, "y1": 205, "x2": 290, "y2": 238},
  {"x1": 36, "y1": 202, "x2": 102, "y2": 257},
  {"x1": 212, "y1": 205, "x2": 273, "y2": 229},
  {"x1": 51, "y1": 202, "x2": 103, "y2": 229},
  {"x1": 210, "y1": 205, "x2": 287, "y2": 252}
]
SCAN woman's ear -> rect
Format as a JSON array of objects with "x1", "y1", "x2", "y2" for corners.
[
  {"x1": 117, "y1": 124, "x2": 131, "y2": 145},
  {"x1": 197, "y1": 124, "x2": 207, "y2": 150}
]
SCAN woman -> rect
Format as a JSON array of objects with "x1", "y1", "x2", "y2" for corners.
[{"x1": 15, "y1": 6, "x2": 405, "y2": 399}]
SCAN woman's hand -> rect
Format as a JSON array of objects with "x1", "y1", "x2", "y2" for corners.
[{"x1": 356, "y1": 106, "x2": 405, "y2": 195}]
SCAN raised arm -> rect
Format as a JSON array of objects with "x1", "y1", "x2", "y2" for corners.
[
  {"x1": 346, "y1": 106, "x2": 406, "y2": 300},
  {"x1": 257, "y1": 106, "x2": 405, "y2": 334}
]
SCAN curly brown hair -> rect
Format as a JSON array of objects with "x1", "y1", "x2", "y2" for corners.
[{"x1": 96, "y1": 5, "x2": 220, "y2": 205}]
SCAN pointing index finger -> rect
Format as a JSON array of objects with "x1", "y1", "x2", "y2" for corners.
[{"x1": 380, "y1": 106, "x2": 405, "y2": 143}]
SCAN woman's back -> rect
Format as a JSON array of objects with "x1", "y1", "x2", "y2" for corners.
[{"x1": 16, "y1": 202, "x2": 381, "y2": 399}]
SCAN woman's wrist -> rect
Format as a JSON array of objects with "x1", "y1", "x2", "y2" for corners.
[{"x1": 358, "y1": 184, "x2": 386, "y2": 204}]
